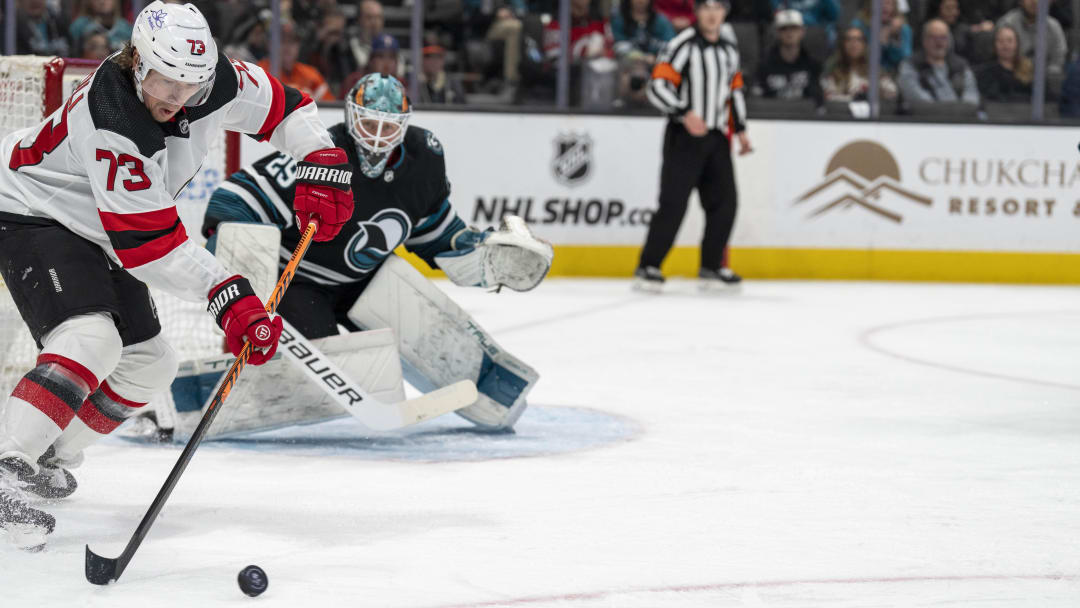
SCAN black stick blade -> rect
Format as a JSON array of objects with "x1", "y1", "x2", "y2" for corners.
[{"x1": 85, "y1": 545, "x2": 121, "y2": 585}]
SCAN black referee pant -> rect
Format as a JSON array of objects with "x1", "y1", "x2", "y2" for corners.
[{"x1": 638, "y1": 122, "x2": 737, "y2": 273}]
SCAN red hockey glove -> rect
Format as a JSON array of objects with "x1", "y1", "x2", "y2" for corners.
[
  {"x1": 207, "y1": 275, "x2": 283, "y2": 365},
  {"x1": 294, "y1": 148, "x2": 354, "y2": 242}
]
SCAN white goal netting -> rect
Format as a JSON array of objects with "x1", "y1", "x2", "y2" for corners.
[{"x1": 0, "y1": 56, "x2": 233, "y2": 397}]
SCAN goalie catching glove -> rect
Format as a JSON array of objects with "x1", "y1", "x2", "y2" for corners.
[
  {"x1": 294, "y1": 148, "x2": 354, "y2": 242},
  {"x1": 207, "y1": 275, "x2": 283, "y2": 365},
  {"x1": 435, "y1": 216, "x2": 554, "y2": 292}
]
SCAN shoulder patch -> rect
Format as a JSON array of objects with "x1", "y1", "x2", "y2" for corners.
[
  {"x1": 87, "y1": 60, "x2": 165, "y2": 158},
  {"x1": 185, "y1": 53, "x2": 240, "y2": 123},
  {"x1": 425, "y1": 130, "x2": 443, "y2": 156}
]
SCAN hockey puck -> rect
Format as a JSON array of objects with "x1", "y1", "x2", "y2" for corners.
[{"x1": 237, "y1": 565, "x2": 269, "y2": 597}]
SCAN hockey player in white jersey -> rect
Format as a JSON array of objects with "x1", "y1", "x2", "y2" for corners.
[{"x1": 0, "y1": 2, "x2": 354, "y2": 548}]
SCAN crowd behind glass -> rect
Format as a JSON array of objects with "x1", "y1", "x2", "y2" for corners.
[{"x1": 5, "y1": 0, "x2": 1079, "y2": 120}]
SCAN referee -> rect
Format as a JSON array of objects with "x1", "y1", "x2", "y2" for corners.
[{"x1": 634, "y1": 0, "x2": 753, "y2": 292}]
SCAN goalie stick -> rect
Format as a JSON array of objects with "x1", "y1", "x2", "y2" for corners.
[
  {"x1": 275, "y1": 318, "x2": 477, "y2": 430},
  {"x1": 84, "y1": 221, "x2": 319, "y2": 586}
]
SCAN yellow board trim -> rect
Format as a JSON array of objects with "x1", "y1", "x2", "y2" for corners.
[{"x1": 396, "y1": 246, "x2": 1080, "y2": 284}]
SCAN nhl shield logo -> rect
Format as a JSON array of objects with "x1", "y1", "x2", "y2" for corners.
[{"x1": 551, "y1": 133, "x2": 592, "y2": 186}]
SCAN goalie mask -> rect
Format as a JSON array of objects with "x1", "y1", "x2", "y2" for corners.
[
  {"x1": 345, "y1": 74, "x2": 412, "y2": 179},
  {"x1": 131, "y1": 1, "x2": 217, "y2": 107}
]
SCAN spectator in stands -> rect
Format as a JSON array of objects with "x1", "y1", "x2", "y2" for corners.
[
  {"x1": 654, "y1": 0, "x2": 694, "y2": 31},
  {"x1": 1059, "y1": 56, "x2": 1080, "y2": 117},
  {"x1": 464, "y1": 0, "x2": 526, "y2": 89},
  {"x1": 258, "y1": 22, "x2": 335, "y2": 101},
  {"x1": 542, "y1": 0, "x2": 614, "y2": 62},
  {"x1": 926, "y1": 0, "x2": 995, "y2": 35},
  {"x1": 14, "y1": 0, "x2": 69, "y2": 57},
  {"x1": 78, "y1": 28, "x2": 111, "y2": 60},
  {"x1": 612, "y1": 0, "x2": 676, "y2": 59},
  {"x1": 69, "y1": 0, "x2": 132, "y2": 53},
  {"x1": 898, "y1": 19, "x2": 979, "y2": 106},
  {"x1": 346, "y1": 0, "x2": 386, "y2": 74},
  {"x1": 367, "y1": 33, "x2": 402, "y2": 78},
  {"x1": 821, "y1": 26, "x2": 898, "y2": 101},
  {"x1": 341, "y1": 33, "x2": 402, "y2": 96},
  {"x1": 923, "y1": 0, "x2": 990, "y2": 62},
  {"x1": 769, "y1": 0, "x2": 840, "y2": 41},
  {"x1": 974, "y1": 24, "x2": 1033, "y2": 102},
  {"x1": 612, "y1": 0, "x2": 675, "y2": 106},
  {"x1": 752, "y1": 10, "x2": 824, "y2": 106},
  {"x1": 852, "y1": 0, "x2": 911, "y2": 73},
  {"x1": 996, "y1": 0, "x2": 1067, "y2": 80},
  {"x1": 418, "y1": 44, "x2": 468, "y2": 104},
  {"x1": 223, "y1": 8, "x2": 271, "y2": 64},
  {"x1": 305, "y1": 9, "x2": 358, "y2": 98}
]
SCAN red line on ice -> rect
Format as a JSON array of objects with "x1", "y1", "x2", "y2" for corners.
[{"x1": 431, "y1": 573, "x2": 1079, "y2": 607}]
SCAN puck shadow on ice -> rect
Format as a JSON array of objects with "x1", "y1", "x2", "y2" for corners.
[{"x1": 119, "y1": 405, "x2": 641, "y2": 462}]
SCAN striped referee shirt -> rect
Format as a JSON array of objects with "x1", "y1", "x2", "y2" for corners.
[{"x1": 647, "y1": 27, "x2": 747, "y2": 133}]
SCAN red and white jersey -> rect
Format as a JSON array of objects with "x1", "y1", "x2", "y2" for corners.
[{"x1": 0, "y1": 53, "x2": 333, "y2": 303}]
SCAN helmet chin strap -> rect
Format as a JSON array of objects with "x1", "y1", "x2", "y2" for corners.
[{"x1": 133, "y1": 58, "x2": 146, "y2": 103}]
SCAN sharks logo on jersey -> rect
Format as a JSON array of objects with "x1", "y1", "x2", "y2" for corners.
[{"x1": 344, "y1": 209, "x2": 412, "y2": 273}]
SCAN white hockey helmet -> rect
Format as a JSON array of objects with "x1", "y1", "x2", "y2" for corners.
[{"x1": 131, "y1": 1, "x2": 218, "y2": 107}]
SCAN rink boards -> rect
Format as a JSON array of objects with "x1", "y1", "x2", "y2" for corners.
[{"x1": 238, "y1": 110, "x2": 1080, "y2": 284}]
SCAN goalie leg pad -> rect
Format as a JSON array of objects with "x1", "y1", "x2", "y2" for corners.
[
  {"x1": 161, "y1": 328, "x2": 406, "y2": 440},
  {"x1": 210, "y1": 222, "x2": 282, "y2": 301},
  {"x1": 348, "y1": 255, "x2": 538, "y2": 430}
]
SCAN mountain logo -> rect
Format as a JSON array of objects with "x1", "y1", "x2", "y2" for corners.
[{"x1": 793, "y1": 140, "x2": 931, "y2": 223}]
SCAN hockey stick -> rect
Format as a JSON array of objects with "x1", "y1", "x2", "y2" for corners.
[
  {"x1": 276, "y1": 319, "x2": 477, "y2": 430},
  {"x1": 84, "y1": 220, "x2": 320, "y2": 586}
]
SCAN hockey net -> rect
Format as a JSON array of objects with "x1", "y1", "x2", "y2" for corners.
[{"x1": 0, "y1": 56, "x2": 241, "y2": 397}]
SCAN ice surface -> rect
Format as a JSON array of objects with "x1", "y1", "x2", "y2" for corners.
[{"x1": 1, "y1": 279, "x2": 1079, "y2": 607}]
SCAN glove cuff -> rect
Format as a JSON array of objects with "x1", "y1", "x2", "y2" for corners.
[
  {"x1": 207, "y1": 275, "x2": 256, "y2": 327},
  {"x1": 304, "y1": 147, "x2": 348, "y2": 164}
]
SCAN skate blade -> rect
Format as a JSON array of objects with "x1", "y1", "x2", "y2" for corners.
[
  {"x1": 698, "y1": 280, "x2": 742, "y2": 294},
  {"x1": 4, "y1": 523, "x2": 48, "y2": 552},
  {"x1": 632, "y1": 279, "x2": 663, "y2": 293}
]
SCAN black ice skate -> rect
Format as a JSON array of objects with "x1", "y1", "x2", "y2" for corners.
[
  {"x1": 699, "y1": 267, "x2": 742, "y2": 292},
  {"x1": 19, "y1": 446, "x2": 78, "y2": 500},
  {"x1": 633, "y1": 266, "x2": 665, "y2": 293},
  {"x1": 0, "y1": 457, "x2": 56, "y2": 551}
]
